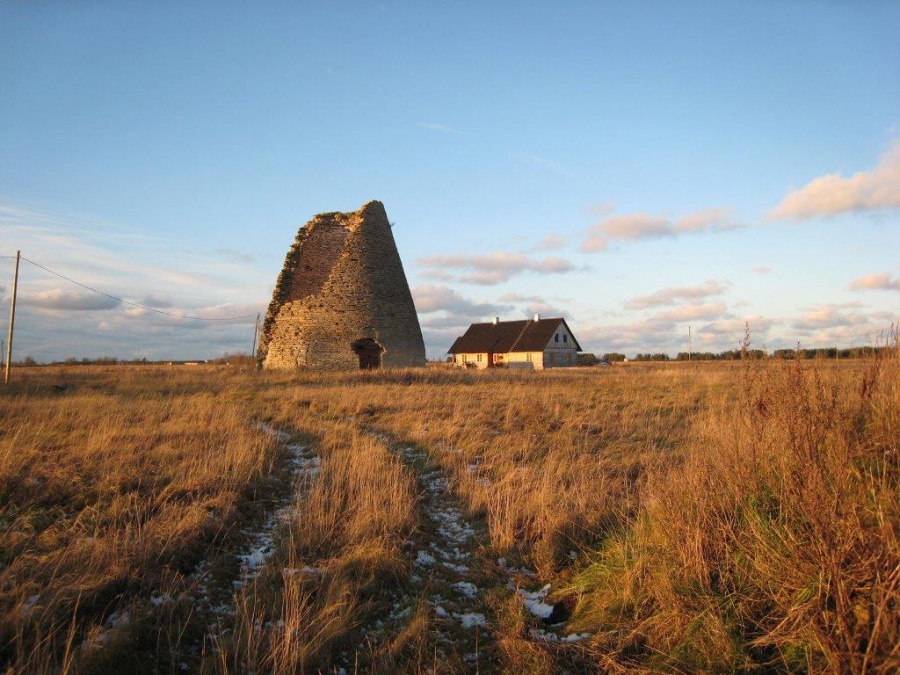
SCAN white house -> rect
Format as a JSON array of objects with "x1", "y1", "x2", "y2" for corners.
[{"x1": 447, "y1": 316, "x2": 581, "y2": 370}]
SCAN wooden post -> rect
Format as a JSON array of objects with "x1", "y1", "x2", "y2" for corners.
[
  {"x1": 251, "y1": 312, "x2": 260, "y2": 360},
  {"x1": 5, "y1": 250, "x2": 21, "y2": 384}
]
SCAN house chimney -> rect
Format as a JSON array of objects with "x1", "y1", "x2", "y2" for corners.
[
  {"x1": 533, "y1": 313, "x2": 541, "y2": 321},
  {"x1": 492, "y1": 317, "x2": 499, "y2": 325}
]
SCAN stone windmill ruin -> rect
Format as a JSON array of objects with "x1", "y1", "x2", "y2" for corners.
[{"x1": 258, "y1": 200, "x2": 426, "y2": 370}]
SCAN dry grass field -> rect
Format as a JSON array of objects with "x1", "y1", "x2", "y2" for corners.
[{"x1": 1, "y1": 346, "x2": 897, "y2": 673}]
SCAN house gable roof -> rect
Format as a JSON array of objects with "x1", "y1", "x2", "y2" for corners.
[{"x1": 447, "y1": 318, "x2": 582, "y2": 354}]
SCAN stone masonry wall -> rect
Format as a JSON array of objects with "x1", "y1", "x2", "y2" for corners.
[{"x1": 259, "y1": 201, "x2": 426, "y2": 370}]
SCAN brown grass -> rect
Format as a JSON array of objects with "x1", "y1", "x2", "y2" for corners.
[{"x1": 1, "y1": 348, "x2": 897, "y2": 673}]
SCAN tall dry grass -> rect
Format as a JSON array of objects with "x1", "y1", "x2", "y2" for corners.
[
  {"x1": 567, "y1": 353, "x2": 899, "y2": 672},
  {"x1": 215, "y1": 400, "x2": 420, "y2": 674},
  {"x1": 0, "y1": 367, "x2": 281, "y2": 673},
  {"x1": 2, "y1": 353, "x2": 897, "y2": 673}
]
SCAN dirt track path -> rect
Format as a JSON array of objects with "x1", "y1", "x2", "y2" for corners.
[
  {"x1": 186, "y1": 425, "x2": 319, "y2": 665},
  {"x1": 342, "y1": 431, "x2": 502, "y2": 673}
]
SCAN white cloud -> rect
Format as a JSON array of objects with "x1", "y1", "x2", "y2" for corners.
[
  {"x1": 848, "y1": 272, "x2": 900, "y2": 292},
  {"x1": 530, "y1": 233, "x2": 568, "y2": 251},
  {"x1": 21, "y1": 289, "x2": 121, "y2": 311},
  {"x1": 141, "y1": 294, "x2": 174, "y2": 308},
  {"x1": 788, "y1": 305, "x2": 894, "y2": 347},
  {"x1": 674, "y1": 207, "x2": 737, "y2": 233},
  {"x1": 0, "y1": 200, "x2": 271, "y2": 361},
  {"x1": 696, "y1": 316, "x2": 777, "y2": 341},
  {"x1": 417, "y1": 252, "x2": 575, "y2": 285},
  {"x1": 770, "y1": 141, "x2": 900, "y2": 219},
  {"x1": 652, "y1": 302, "x2": 729, "y2": 323},
  {"x1": 582, "y1": 207, "x2": 740, "y2": 252},
  {"x1": 412, "y1": 284, "x2": 508, "y2": 316},
  {"x1": 418, "y1": 122, "x2": 463, "y2": 134},
  {"x1": 625, "y1": 279, "x2": 727, "y2": 310}
]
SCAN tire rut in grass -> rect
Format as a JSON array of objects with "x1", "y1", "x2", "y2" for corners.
[
  {"x1": 183, "y1": 424, "x2": 319, "y2": 665},
  {"x1": 343, "y1": 431, "x2": 501, "y2": 673}
]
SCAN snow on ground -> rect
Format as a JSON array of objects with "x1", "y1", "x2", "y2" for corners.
[
  {"x1": 346, "y1": 433, "x2": 494, "y2": 671},
  {"x1": 415, "y1": 550, "x2": 437, "y2": 566},
  {"x1": 510, "y1": 581, "x2": 555, "y2": 619},
  {"x1": 529, "y1": 628, "x2": 593, "y2": 643},
  {"x1": 182, "y1": 425, "x2": 320, "y2": 656},
  {"x1": 453, "y1": 581, "x2": 479, "y2": 598},
  {"x1": 456, "y1": 613, "x2": 487, "y2": 628}
]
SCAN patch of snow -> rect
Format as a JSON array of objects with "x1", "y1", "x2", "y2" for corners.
[
  {"x1": 453, "y1": 581, "x2": 479, "y2": 598},
  {"x1": 388, "y1": 605, "x2": 411, "y2": 621},
  {"x1": 104, "y1": 610, "x2": 131, "y2": 630},
  {"x1": 529, "y1": 628, "x2": 592, "y2": 643},
  {"x1": 456, "y1": 612, "x2": 487, "y2": 628},
  {"x1": 415, "y1": 550, "x2": 436, "y2": 566},
  {"x1": 257, "y1": 423, "x2": 291, "y2": 443},
  {"x1": 434, "y1": 606, "x2": 450, "y2": 618},
  {"x1": 238, "y1": 541, "x2": 274, "y2": 573},
  {"x1": 512, "y1": 583, "x2": 555, "y2": 619}
]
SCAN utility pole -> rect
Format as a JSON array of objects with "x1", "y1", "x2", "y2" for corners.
[
  {"x1": 5, "y1": 250, "x2": 21, "y2": 384},
  {"x1": 688, "y1": 325, "x2": 692, "y2": 363},
  {"x1": 251, "y1": 312, "x2": 260, "y2": 360}
]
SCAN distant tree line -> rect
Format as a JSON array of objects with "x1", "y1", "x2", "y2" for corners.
[
  {"x1": 6, "y1": 353, "x2": 255, "y2": 367},
  {"x1": 644, "y1": 347, "x2": 887, "y2": 362},
  {"x1": 673, "y1": 349, "x2": 766, "y2": 361},
  {"x1": 573, "y1": 346, "x2": 891, "y2": 364}
]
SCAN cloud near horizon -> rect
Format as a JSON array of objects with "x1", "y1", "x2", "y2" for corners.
[
  {"x1": 790, "y1": 305, "x2": 895, "y2": 346},
  {"x1": 575, "y1": 313, "x2": 773, "y2": 356},
  {"x1": 582, "y1": 207, "x2": 740, "y2": 252},
  {"x1": 651, "y1": 302, "x2": 729, "y2": 323},
  {"x1": 21, "y1": 289, "x2": 122, "y2": 311},
  {"x1": 412, "y1": 284, "x2": 509, "y2": 317},
  {"x1": 417, "y1": 252, "x2": 575, "y2": 285},
  {"x1": 770, "y1": 141, "x2": 900, "y2": 219},
  {"x1": 848, "y1": 272, "x2": 900, "y2": 292},
  {"x1": 0, "y1": 200, "x2": 272, "y2": 361},
  {"x1": 625, "y1": 279, "x2": 728, "y2": 310}
]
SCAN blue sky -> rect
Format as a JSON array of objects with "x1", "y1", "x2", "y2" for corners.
[{"x1": 1, "y1": 1, "x2": 898, "y2": 361}]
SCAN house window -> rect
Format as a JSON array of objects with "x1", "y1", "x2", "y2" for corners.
[
  {"x1": 526, "y1": 353, "x2": 532, "y2": 362},
  {"x1": 554, "y1": 334, "x2": 559, "y2": 343},
  {"x1": 477, "y1": 353, "x2": 482, "y2": 362},
  {"x1": 563, "y1": 334, "x2": 568, "y2": 343},
  {"x1": 462, "y1": 354, "x2": 468, "y2": 362}
]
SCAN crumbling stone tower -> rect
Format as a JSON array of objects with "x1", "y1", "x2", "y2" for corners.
[{"x1": 258, "y1": 200, "x2": 426, "y2": 370}]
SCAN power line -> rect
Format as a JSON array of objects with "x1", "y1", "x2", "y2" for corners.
[{"x1": 18, "y1": 255, "x2": 258, "y2": 322}]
